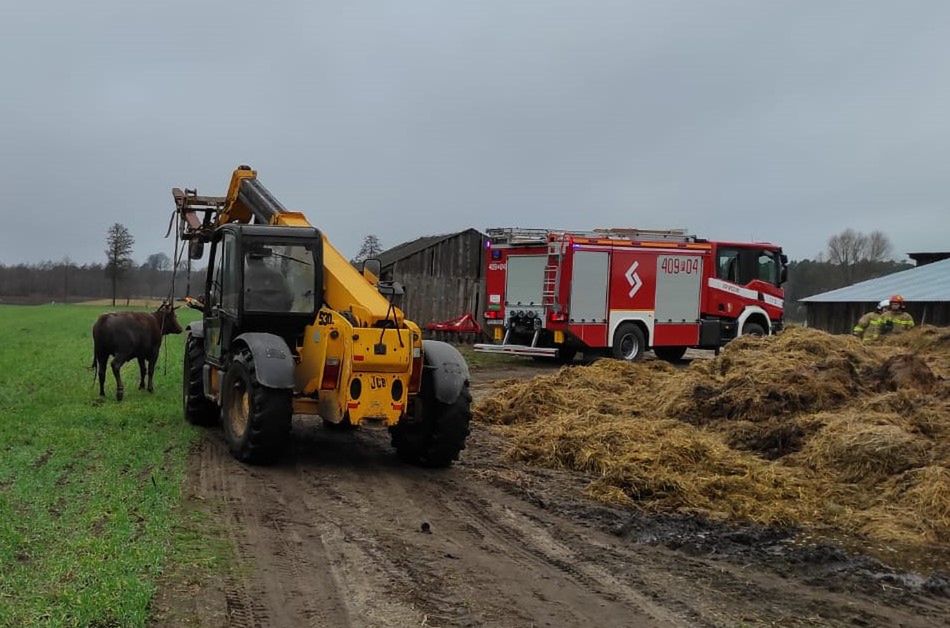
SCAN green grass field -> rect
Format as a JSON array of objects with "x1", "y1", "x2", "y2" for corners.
[{"x1": 0, "y1": 304, "x2": 215, "y2": 627}]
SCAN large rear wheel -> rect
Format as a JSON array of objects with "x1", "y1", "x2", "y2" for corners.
[
  {"x1": 183, "y1": 335, "x2": 218, "y2": 426},
  {"x1": 391, "y1": 385, "x2": 472, "y2": 468},
  {"x1": 221, "y1": 350, "x2": 292, "y2": 464}
]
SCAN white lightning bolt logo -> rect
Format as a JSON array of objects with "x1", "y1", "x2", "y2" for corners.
[{"x1": 625, "y1": 261, "x2": 642, "y2": 298}]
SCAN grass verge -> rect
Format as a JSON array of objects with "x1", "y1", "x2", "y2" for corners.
[{"x1": 0, "y1": 304, "x2": 220, "y2": 626}]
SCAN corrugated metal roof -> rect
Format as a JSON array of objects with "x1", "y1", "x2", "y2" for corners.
[
  {"x1": 377, "y1": 228, "x2": 484, "y2": 269},
  {"x1": 800, "y1": 257, "x2": 950, "y2": 303}
]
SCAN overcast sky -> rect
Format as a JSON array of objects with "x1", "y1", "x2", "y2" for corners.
[{"x1": 1, "y1": 1, "x2": 947, "y2": 265}]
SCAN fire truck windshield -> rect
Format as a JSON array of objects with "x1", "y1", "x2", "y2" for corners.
[
  {"x1": 756, "y1": 251, "x2": 780, "y2": 286},
  {"x1": 717, "y1": 247, "x2": 784, "y2": 287}
]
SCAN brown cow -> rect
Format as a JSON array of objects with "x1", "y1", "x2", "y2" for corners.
[{"x1": 91, "y1": 302, "x2": 183, "y2": 400}]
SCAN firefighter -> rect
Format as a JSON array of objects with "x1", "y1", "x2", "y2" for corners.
[
  {"x1": 853, "y1": 299, "x2": 887, "y2": 340},
  {"x1": 866, "y1": 294, "x2": 915, "y2": 340}
]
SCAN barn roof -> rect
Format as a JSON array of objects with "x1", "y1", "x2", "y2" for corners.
[
  {"x1": 801, "y1": 257, "x2": 950, "y2": 303},
  {"x1": 378, "y1": 228, "x2": 484, "y2": 269}
]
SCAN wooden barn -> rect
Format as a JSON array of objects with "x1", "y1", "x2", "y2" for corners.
[
  {"x1": 801, "y1": 256, "x2": 950, "y2": 333},
  {"x1": 378, "y1": 229, "x2": 487, "y2": 327}
]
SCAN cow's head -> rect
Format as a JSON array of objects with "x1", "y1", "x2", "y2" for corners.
[{"x1": 155, "y1": 301, "x2": 183, "y2": 335}]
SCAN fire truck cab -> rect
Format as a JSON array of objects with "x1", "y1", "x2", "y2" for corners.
[{"x1": 474, "y1": 227, "x2": 787, "y2": 362}]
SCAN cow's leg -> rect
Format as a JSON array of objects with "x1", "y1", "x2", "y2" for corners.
[
  {"x1": 97, "y1": 353, "x2": 109, "y2": 397},
  {"x1": 146, "y1": 355, "x2": 157, "y2": 393},
  {"x1": 111, "y1": 355, "x2": 127, "y2": 401},
  {"x1": 137, "y1": 357, "x2": 146, "y2": 390}
]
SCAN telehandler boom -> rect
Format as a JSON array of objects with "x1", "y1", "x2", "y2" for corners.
[{"x1": 173, "y1": 166, "x2": 471, "y2": 466}]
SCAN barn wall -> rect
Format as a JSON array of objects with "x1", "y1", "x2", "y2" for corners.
[
  {"x1": 384, "y1": 231, "x2": 487, "y2": 326},
  {"x1": 805, "y1": 301, "x2": 950, "y2": 333}
]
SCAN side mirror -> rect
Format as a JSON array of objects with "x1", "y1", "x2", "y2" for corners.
[
  {"x1": 780, "y1": 266, "x2": 788, "y2": 284},
  {"x1": 362, "y1": 258, "x2": 381, "y2": 286},
  {"x1": 189, "y1": 241, "x2": 205, "y2": 260},
  {"x1": 362, "y1": 258, "x2": 381, "y2": 278}
]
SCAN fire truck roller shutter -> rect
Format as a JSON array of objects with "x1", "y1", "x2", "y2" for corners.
[
  {"x1": 653, "y1": 254, "x2": 703, "y2": 347},
  {"x1": 505, "y1": 255, "x2": 547, "y2": 322},
  {"x1": 737, "y1": 306, "x2": 771, "y2": 337},
  {"x1": 569, "y1": 251, "x2": 609, "y2": 323}
]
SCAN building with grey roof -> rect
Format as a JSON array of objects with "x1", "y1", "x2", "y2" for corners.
[
  {"x1": 801, "y1": 256, "x2": 950, "y2": 332},
  {"x1": 378, "y1": 228, "x2": 487, "y2": 328}
]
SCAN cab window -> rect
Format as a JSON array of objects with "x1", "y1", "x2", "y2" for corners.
[
  {"x1": 717, "y1": 248, "x2": 740, "y2": 283},
  {"x1": 243, "y1": 243, "x2": 317, "y2": 313},
  {"x1": 757, "y1": 251, "x2": 779, "y2": 285},
  {"x1": 221, "y1": 234, "x2": 239, "y2": 313}
]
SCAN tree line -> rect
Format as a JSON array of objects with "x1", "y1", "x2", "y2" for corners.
[
  {"x1": 783, "y1": 229, "x2": 912, "y2": 321},
  {"x1": 0, "y1": 259, "x2": 206, "y2": 305},
  {"x1": 0, "y1": 228, "x2": 916, "y2": 316}
]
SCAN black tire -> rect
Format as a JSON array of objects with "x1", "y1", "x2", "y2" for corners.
[
  {"x1": 742, "y1": 322, "x2": 767, "y2": 337},
  {"x1": 221, "y1": 350, "x2": 292, "y2": 464},
  {"x1": 654, "y1": 346, "x2": 687, "y2": 363},
  {"x1": 556, "y1": 346, "x2": 578, "y2": 364},
  {"x1": 391, "y1": 384, "x2": 472, "y2": 468},
  {"x1": 183, "y1": 336, "x2": 218, "y2": 426},
  {"x1": 611, "y1": 323, "x2": 646, "y2": 361}
]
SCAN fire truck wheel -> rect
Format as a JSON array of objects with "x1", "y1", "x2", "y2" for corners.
[
  {"x1": 221, "y1": 350, "x2": 292, "y2": 465},
  {"x1": 556, "y1": 346, "x2": 578, "y2": 364},
  {"x1": 742, "y1": 322, "x2": 767, "y2": 337},
  {"x1": 391, "y1": 384, "x2": 472, "y2": 468},
  {"x1": 612, "y1": 323, "x2": 646, "y2": 361},
  {"x1": 653, "y1": 346, "x2": 687, "y2": 363}
]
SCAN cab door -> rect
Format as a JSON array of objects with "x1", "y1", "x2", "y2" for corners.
[{"x1": 205, "y1": 231, "x2": 240, "y2": 365}]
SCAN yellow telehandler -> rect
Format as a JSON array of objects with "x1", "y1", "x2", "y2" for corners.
[{"x1": 173, "y1": 166, "x2": 471, "y2": 466}]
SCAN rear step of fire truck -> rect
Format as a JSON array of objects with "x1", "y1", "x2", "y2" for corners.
[{"x1": 472, "y1": 330, "x2": 558, "y2": 358}]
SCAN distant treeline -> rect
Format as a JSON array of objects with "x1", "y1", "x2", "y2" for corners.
[
  {"x1": 784, "y1": 259, "x2": 912, "y2": 321},
  {"x1": 0, "y1": 256, "x2": 914, "y2": 317},
  {"x1": 0, "y1": 261, "x2": 206, "y2": 305}
]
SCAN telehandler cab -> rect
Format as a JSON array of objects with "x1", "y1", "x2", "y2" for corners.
[{"x1": 173, "y1": 166, "x2": 471, "y2": 466}]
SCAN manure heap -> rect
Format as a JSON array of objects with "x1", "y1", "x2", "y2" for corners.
[{"x1": 474, "y1": 326, "x2": 950, "y2": 554}]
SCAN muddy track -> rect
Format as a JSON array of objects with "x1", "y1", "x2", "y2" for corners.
[{"x1": 152, "y1": 365, "x2": 948, "y2": 627}]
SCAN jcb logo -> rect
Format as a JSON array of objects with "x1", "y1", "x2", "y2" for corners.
[{"x1": 370, "y1": 376, "x2": 386, "y2": 390}]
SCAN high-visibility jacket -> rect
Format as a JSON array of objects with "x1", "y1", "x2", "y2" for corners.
[
  {"x1": 866, "y1": 311, "x2": 915, "y2": 340},
  {"x1": 852, "y1": 311, "x2": 879, "y2": 339}
]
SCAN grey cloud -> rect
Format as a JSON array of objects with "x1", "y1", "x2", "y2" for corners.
[{"x1": 1, "y1": 1, "x2": 947, "y2": 265}]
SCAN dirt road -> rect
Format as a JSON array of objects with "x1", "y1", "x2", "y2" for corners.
[{"x1": 152, "y1": 364, "x2": 948, "y2": 627}]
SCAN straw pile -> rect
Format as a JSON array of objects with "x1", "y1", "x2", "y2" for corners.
[{"x1": 474, "y1": 326, "x2": 950, "y2": 549}]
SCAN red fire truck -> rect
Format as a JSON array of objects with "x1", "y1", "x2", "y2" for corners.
[{"x1": 474, "y1": 227, "x2": 787, "y2": 362}]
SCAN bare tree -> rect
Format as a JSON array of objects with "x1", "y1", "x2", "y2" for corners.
[
  {"x1": 105, "y1": 223, "x2": 135, "y2": 306},
  {"x1": 866, "y1": 230, "x2": 893, "y2": 262},
  {"x1": 142, "y1": 252, "x2": 171, "y2": 298},
  {"x1": 826, "y1": 229, "x2": 895, "y2": 283},
  {"x1": 352, "y1": 234, "x2": 383, "y2": 265}
]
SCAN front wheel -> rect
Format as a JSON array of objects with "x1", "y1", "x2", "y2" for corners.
[
  {"x1": 611, "y1": 323, "x2": 646, "y2": 361},
  {"x1": 221, "y1": 350, "x2": 292, "y2": 464},
  {"x1": 391, "y1": 385, "x2": 472, "y2": 468},
  {"x1": 742, "y1": 322, "x2": 767, "y2": 337},
  {"x1": 183, "y1": 336, "x2": 218, "y2": 426}
]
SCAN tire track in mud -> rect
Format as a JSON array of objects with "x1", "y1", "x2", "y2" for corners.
[
  {"x1": 290, "y1": 433, "x2": 670, "y2": 627},
  {"x1": 159, "y1": 416, "x2": 947, "y2": 628},
  {"x1": 198, "y1": 438, "x2": 353, "y2": 627}
]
